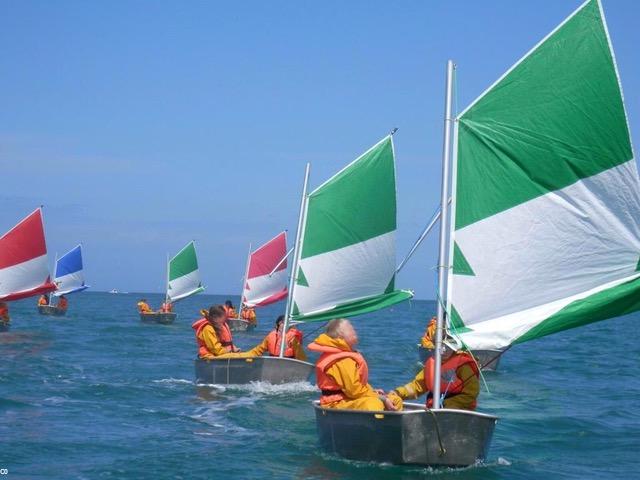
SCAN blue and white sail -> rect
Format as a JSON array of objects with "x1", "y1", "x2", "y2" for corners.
[{"x1": 53, "y1": 245, "x2": 89, "y2": 296}]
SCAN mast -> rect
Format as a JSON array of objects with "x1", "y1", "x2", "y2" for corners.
[
  {"x1": 237, "y1": 242, "x2": 252, "y2": 319},
  {"x1": 165, "y1": 253, "x2": 170, "y2": 305},
  {"x1": 433, "y1": 60, "x2": 455, "y2": 409},
  {"x1": 280, "y1": 163, "x2": 311, "y2": 357},
  {"x1": 50, "y1": 252, "x2": 57, "y2": 305}
]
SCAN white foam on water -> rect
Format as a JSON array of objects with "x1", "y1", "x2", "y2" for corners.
[
  {"x1": 223, "y1": 381, "x2": 318, "y2": 396},
  {"x1": 153, "y1": 378, "x2": 193, "y2": 385}
]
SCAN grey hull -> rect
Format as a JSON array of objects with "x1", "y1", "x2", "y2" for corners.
[
  {"x1": 139, "y1": 313, "x2": 177, "y2": 324},
  {"x1": 418, "y1": 347, "x2": 503, "y2": 372},
  {"x1": 38, "y1": 305, "x2": 67, "y2": 316},
  {"x1": 315, "y1": 401, "x2": 498, "y2": 467},
  {"x1": 195, "y1": 356, "x2": 313, "y2": 385},
  {"x1": 227, "y1": 318, "x2": 256, "y2": 332}
]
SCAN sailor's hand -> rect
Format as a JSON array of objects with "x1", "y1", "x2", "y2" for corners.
[
  {"x1": 374, "y1": 388, "x2": 385, "y2": 395},
  {"x1": 382, "y1": 395, "x2": 398, "y2": 411}
]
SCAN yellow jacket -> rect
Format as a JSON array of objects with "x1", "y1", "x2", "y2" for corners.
[
  {"x1": 137, "y1": 302, "x2": 153, "y2": 313},
  {"x1": 198, "y1": 324, "x2": 252, "y2": 360},
  {"x1": 420, "y1": 318, "x2": 436, "y2": 349},
  {"x1": 310, "y1": 334, "x2": 380, "y2": 406},
  {"x1": 393, "y1": 363, "x2": 479, "y2": 410}
]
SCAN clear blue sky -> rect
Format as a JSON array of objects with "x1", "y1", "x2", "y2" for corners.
[{"x1": 1, "y1": 0, "x2": 638, "y2": 299}]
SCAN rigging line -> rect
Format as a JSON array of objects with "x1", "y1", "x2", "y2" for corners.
[{"x1": 301, "y1": 321, "x2": 329, "y2": 340}]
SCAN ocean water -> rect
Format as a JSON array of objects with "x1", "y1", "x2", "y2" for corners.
[{"x1": 1, "y1": 291, "x2": 639, "y2": 479}]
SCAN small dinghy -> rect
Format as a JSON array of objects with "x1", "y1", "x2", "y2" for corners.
[
  {"x1": 226, "y1": 318, "x2": 255, "y2": 332},
  {"x1": 142, "y1": 241, "x2": 205, "y2": 324},
  {"x1": 140, "y1": 312, "x2": 177, "y2": 324},
  {"x1": 229, "y1": 231, "x2": 290, "y2": 332},
  {"x1": 38, "y1": 244, "x2": 89, "y2": 317},
  {"x1": 418, "y1": 347, "x2": 502, "y2": 372},
  {"x1": 38, "y1": 305, "x2": 67, "y2": 316},
  {"x1": 195, "y1": 356, "x2": 313, "y2": 384},
  {"x1": 315, "y1": 402, "x2": 497, "y2": 467}
]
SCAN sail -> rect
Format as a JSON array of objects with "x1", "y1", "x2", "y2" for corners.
[
  {"x1": 0, "y1": 208, "x2": 57, "y2": 301},
  {"x1": 291, "y1": 135, "x2": 413, "y2": 322},
  {"x1": 243, "y1": 232, "x2": 288, "y2": 307},
  {"x1": 448, "y1": 0, "x2": 640, "y2": 350},
  {"x1": 167, "y1": 241, "x2": 205, "y2": 302},
  {"x1": 53, "y1": 245, "x2": 89, "y2": 296}
]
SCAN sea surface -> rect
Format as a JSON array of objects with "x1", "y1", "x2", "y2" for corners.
[{"x1": 1, "y1": 292, "x2": 639, "y2": 479}]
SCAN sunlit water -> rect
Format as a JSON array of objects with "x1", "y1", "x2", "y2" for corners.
[{"x1": 1, "y1": 292, "x2": 639, "y2": 479}]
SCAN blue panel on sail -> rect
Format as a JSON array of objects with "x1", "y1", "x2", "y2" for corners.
[{"x1": 55, "y1": 245, "x2": 83, "y2": 277}]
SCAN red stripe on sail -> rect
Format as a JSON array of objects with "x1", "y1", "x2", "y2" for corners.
[
  {"x1": 248, "y1": 231, "x2": 287, "y2": 278},
  {"x1": 252, "y1": 288, "x2": 288, "y2": 307},
  {"x1": 0, "y1": 209, "x2": 48, "y2": 270},
  {"x1": 0, "y1": 279, "x2": 57, "y2": 302}
]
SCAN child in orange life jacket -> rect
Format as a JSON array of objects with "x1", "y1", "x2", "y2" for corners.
[
  {"x1": 192, "y1": 305, "x2": 249, "y2": 359},
  {"x1": 38, "y1": 294, "x2": 49, "y2": 306},
  {"x1": 308, "y1": 318, "x2": 397, "y2": 411},
  {"x1": 0, "y1": 302, "x2": 10, "y2": 325},
  {"x1": 388, "y1": 336, "x2": 480, "y2": 411},
  {"x1": 420, "y1": 316, "x2": 437, "y2": 350},
  {"x1": 223, "y1": 300, "x2": 237, "y2": 319},
  {"x1": 248, "y1": 315, "x2": 307, "y2": 360}
]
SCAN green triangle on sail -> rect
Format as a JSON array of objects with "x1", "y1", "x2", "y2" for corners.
[
  {"x1": 635, "y1": 256, "x2": 640, "y2": 272},
  {"x1": 292, "y1": 302, "x2": 300, "y2": 316},
  {"x1": 296, "y1": 267, "x2": 309, "y2": 287},
  {"x1": 452, "y1": 242, "x2": 475, "y2": 276},
  {"x1": 449, "y1": 305, "x2": 472, "y2": 334},
  {"x1": 384, "y1": 275, "x2": 395, "y2": 294},
  {"x1": 169, "y1": 242, "x2": 199, "y2": 281},
  {"x1": 167, "y1": 241, "x2": 205, "y2": 302}
]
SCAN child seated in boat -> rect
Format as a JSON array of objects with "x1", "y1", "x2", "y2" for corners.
[
  {"x1": 38, "y1": 294, "x2": 49, "y2": 306},
  {"x1": 137, "y1": 299, "x2": 153, "y2": 314},
  {"x1": 192, "y1": 305, "x2": 253, "y2": 359},
  {"x1": 247, "y1": 315, "x2": 306, "y2": 360},
  {"x1": 307, "y1": 319, "x2": 399, "y2": 411},
  {"x1": 223, "y1": 300, "x2": 237, "y2": 319},
  {"x1": 388, "y1": 336, "x2": 480, "y2": 411},
  {"x1": 56, "y1": 295, "x2": 68, "y2": 311},
  {"x1": 0, "y1": 302, "x2": 10, "y2": 325},
  {"x1": 420, "y1": 316, "x2": 436, "y2": 350},
  {"x1": 159, "y1": 301, "x2": 173, "y2": 313},
  {"x1": 240, "y1": 306, "x2": 257, "y2": 325}
]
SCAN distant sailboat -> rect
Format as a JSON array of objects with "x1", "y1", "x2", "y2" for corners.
[
  {"x1": 141, "y1": 241, "x2": 205, "y2": 324},
  {"x1": 228, "y1": 231, "x2": 289, "y2": 332},
  {"x1": 0, "y1": 208, "x2": 57, "y2": 330},
  {"x1": 39, "y1": 244, "x2": 89, "y2": 316}
]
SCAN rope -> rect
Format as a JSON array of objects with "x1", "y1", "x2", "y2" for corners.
[
  {"x1": 302, "y1": 321, "x2": 328, "y2": 340},
  {"x1": 427, "y1": 408, "x2": 446, "y2": 456}
]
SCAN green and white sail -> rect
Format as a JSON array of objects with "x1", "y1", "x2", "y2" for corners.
[
  {"x1": 448, "y1": 0, "x2": 640, "y2": 350},
  {"x1": 291, "y1": 135, "x2": 413, "y2": 322},
  {"x1": 167, "y1": 241, "x2": 205, "y2": 302}
]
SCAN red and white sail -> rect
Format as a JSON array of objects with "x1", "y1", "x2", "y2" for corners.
[
  {"x1": 0, "y1": 208, "x2": 57, "y2": 302},
  {"x1": 242, "y1": 231, "x2": 288, "y2": 307}
]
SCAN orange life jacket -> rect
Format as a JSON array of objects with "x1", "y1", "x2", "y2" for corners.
[
  {"x1": 266, "y1": 330, "x2": 298, "y2": 357},
  {"x1": 423, "y1": 352, "x2": 480, "y2": 409},
  {"x1": 0, "y1": 305, "x2": 9, "y2": 320},
  {"x1": 223, "y1": 305, "x2": 236, "y2": 319},
  {"x1": 308, "y1": 342, "x2": 369, "y2": 405},
  {"x1": 160, "y1": 302, "x2": 172, "y2": 313},
  {"x1": 38, "y1": 296, "x2": 48, "y2": 306},
  {"x1": 191, "y1": 318, "x2": 235, "y2": 357},
  {"x1": 241, "y1": 308, "x2": 256, "y2": 321},
  {"x1": 57, "y1": 298, "x2": 68, "y2": 309},
  {"x1": 137, "y1": 302, "x2": 152, "y2": 313}
]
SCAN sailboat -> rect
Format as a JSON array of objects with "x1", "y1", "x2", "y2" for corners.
[
  {"x1": 141, "y1": 241, "x2": 205, "y2": 324},
  {"x1": 195, "y1": 135, "x2": 413, "y2": 384},
  {"x1": 38, "y1": 244, "x2": 89, "y2": 316},
  {"x1": 316, "y1": 0, "x2": 636, "y2": 467},
  {"x1": 0, "y1": 208, "x2": 57, "y2": 330},
  {"x1": 227, "y1": 231, "x2": 289, "y2": 332}
]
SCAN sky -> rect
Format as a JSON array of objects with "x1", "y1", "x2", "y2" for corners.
[{"x1": 1, "y1": 0, "x2": 638, "y2": 299}]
